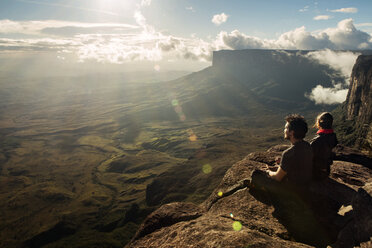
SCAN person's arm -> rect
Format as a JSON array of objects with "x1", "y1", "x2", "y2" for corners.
[{"x1": 268, "y1": 167, "x2": 287, "y2": 182}]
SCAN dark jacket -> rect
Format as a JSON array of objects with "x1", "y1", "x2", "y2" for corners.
[{"x1": 310, "y1": 132, "x2": 338, "y2": 181}]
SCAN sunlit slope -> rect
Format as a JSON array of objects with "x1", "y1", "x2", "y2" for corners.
[{"x1": 133, "y1": 66, "x2": 273, "y2": 122}]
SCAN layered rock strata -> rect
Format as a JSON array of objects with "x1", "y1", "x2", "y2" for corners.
[{"x1": 336, "y1": 55, "x2": 372, "y2": 151}]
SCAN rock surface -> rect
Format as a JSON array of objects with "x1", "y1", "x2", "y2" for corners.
[
  {"x1": 335, "y1": 55, "x2": 372, "y2": 151},
  {"x1": 346, "y1": 56, "x2": 372, "y2": 124},
  {"x1": 334, "y1": 145, "x2": 372, "y2": 169},
  {"x1": 126, "y1": 146, "x2": 372, "y2": 248}
]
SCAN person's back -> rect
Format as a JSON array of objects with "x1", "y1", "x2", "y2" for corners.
[
  {"x1": 311, "y1": 112, "x2": 338, "y2": 181},
  {"x1": 281, "y1": 139, "x2": 313, "y2": 189}
]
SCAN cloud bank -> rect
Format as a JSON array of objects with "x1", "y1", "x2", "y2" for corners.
[
  {"x1": 217, "y1": 19, "x2": 372, "y2": 51},
  {"x1": 1, "y1": 18, "x2": 371, "y2": 64},
  {"x1": 0, "y1": 17, "x2": 371, "y2": 101}
]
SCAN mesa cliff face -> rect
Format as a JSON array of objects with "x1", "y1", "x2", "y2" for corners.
[
  {"x1": 334, "y1": 55, "x2": 372, "y2": 151},
  {"x1": 346, "y1": 56, "x2": 372, "y2": 150},
  {"x1": 346, "y1": 56, "x2": 372, "y2": 122}
]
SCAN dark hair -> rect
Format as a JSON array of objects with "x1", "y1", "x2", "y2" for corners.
[
  {"x1": 314, "y1": 112, "x2": 333, "y2": 129},
  {"x1": 285, "y1": 114, "x2": 308, "y2": 139}
]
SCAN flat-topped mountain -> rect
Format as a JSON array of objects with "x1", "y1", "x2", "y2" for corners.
[{"x1": 212, "y1": 49, "x2": 372, "y2": 104}]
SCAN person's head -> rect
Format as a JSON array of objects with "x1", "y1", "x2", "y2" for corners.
[
  {"x1": 284, "y1": 114, "x2": 308, "y2": 141},
  {"x1": 314, "y1": 112, "x2": 333, "y2": 129}
]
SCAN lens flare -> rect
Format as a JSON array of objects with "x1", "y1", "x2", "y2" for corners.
[
  {"x1": 202, "y1": 164, "x2": 212, "y2": 174},
  {"x1": 171, "y1": 99, "x2": 186, "y2": 121},
  {"x1": 189, "y1": 134, "x2": 197, "y2": 141},
  {"x1": 230, "y1": 213, "x2": 234, "y2": 218},
  {"x1": 233, "y1": 221, "x2": 242, "y2": 231},
  {"x1": 174, "y1": 105, "x2": 182, "y2": 113},
  {"x1": 154, "y1": 64, "x2": 160, "y2": 71},
  {"x1": 171, "y1": 99, "x2": 179, "y2": 106}
]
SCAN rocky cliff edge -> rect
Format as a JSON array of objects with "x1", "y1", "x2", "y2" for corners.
[{"x1": 126, "y1": 145, "x2": 372, "y2": 248}]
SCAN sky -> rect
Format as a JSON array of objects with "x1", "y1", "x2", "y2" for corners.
[{"x1": 0, "y1": 0, "x2": 372, "y2": 103}]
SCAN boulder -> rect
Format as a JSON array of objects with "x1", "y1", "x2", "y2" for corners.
[{"x1": 333, "y1": 181, "x2": 372, "y2": 247}]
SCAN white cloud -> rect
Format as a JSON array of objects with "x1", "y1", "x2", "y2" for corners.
[
  {"x1": 217, "y1": 30, "x2": 271, "y2": 49},
  {"x1": 330, "y1": 7, "x2": 358, "y2": 13},
  {"x1": 157, "y1": 36, "x2": 181, "y2": 52},
  {"x1": 314, "y1": 15, "x2": 332, "y2": 21},
  {"x1": 186, "y1": 6, "x2": 195, "y2": 12},
  {"x1": 299, "y1": 6, "x2": 309, "y2": 12},
  {"x1": 305, "y1": 49, "x2": 359, "y2": 79},
  {"x1": 356, "y1": 23, "x2": 372, "y2": 27},
  {"x1": 325, "y1": 19, "x2": 372, "y2": 49},
  {"x1": 0, "y1": 37, "x2": 80, "y2": 51},
  {"x1": 180, "y1": 38, "x2": 214, "y2": 61},
  {"x1": 140, "y1": 0, "x2": 151, "y2": 7},
  {"x1": 77, "y1": 37, "x2": 162, "y2": 63},
  {"x1": 16, "y1": 0, "x2": 119, "y2": 16},
  {"x1": 306, "y1": 83, "x2": 349, "y2": 105},
  {"x1": 216, "y1": 19, "x2": 372, "y2": 51},
  {"x1": 275, "y1": 26, "x2": 334, "y2": 49},
  {"x1": 212, "y1": 13, "x2": 229, "y2": 26},
  {"x1": 0, "y1": 19, "x2": 138, "y2": 36}
]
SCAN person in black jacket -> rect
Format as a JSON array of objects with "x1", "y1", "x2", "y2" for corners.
[{"x1": 310, "y1": 112, "x2": 338, "y2": 181}]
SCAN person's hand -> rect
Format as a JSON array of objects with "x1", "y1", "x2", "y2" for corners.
[
  {"x1": 266, "y1": 164, "x2": 278, "y2": 172},
  {"x1": 266, "y1": 169, "x2": 275, "y2": 178},
  {"x1": 275, "y1": 156, "x2": 281, "y2": 165}
]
